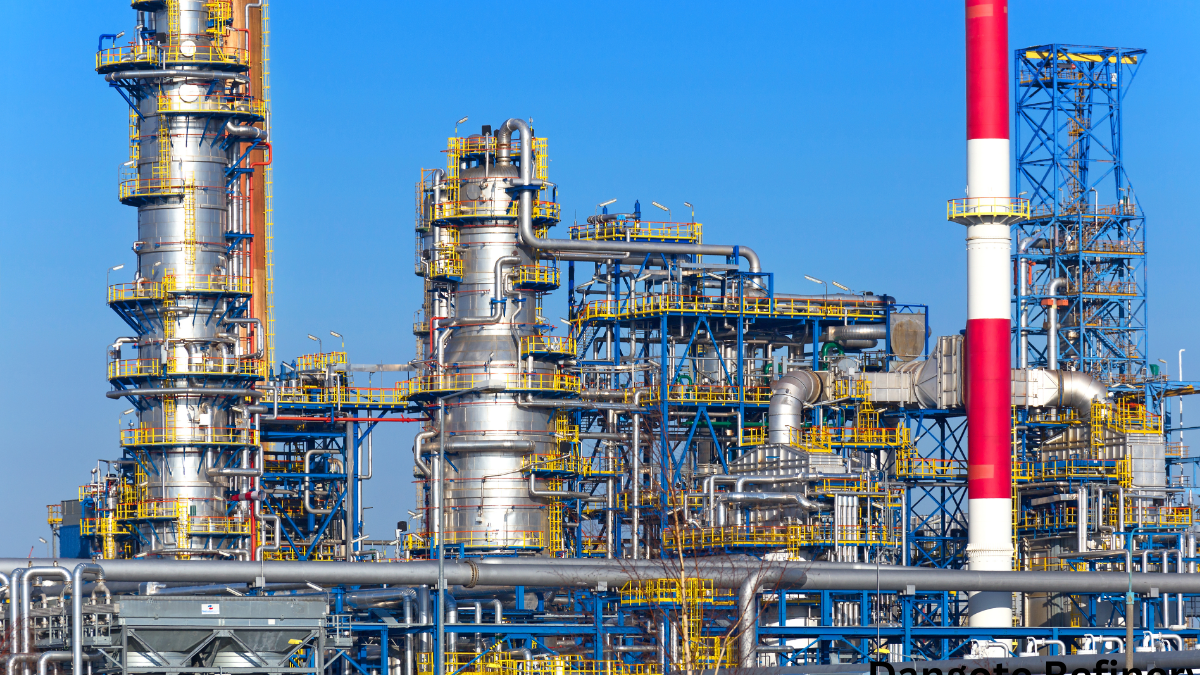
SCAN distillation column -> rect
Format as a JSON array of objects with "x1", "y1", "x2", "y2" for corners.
[
  {"x1": 418, "y1": 126, "x2": 564, "y2": 553},
  {"x1": 99, "y1": 0, "x2": 267, "y2": 559}
]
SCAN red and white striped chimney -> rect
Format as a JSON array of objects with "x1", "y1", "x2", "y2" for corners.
[{"x1": 963, "y1": 0, "x2": 1013, "y2": 629}]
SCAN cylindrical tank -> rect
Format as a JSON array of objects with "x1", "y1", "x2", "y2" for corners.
[
  {"x1": 420, "y1": 131, "x2": 562, "y2": 553},
  {"x1": 100, "y1": 0, "x2": 265, "y2": 559}
]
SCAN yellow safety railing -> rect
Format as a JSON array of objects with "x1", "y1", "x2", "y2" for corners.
[
  {"x1": 513, "y1": 264, "x2": 560, "y2": 289},
  {"x1": 823, "y1": 425, "x2": 908, "y2": 447},
  {"x1": 520, "y1": 334, "x2": 576, "y2": 358},
  {"x1": 895, "y1": 444, "x2": 966, "y2": 479},
  {"x1": 569, "y1": 221, "x2": 702, "y2": 244},
  {"x1": 108, "y1": 359, "x2": 162, "y2": 379},
  {"x1": 96, "y1": 43, "x2": 247, "y2": 71},
  {"x1": 188, "y1": 515, "x2": 251, "y2": 535},
  {"x1": 946, "y1": 197, "x2": 1031, "y2": 220},
  {"x1": 333, "y1": 387, "x2": 410, "y2": 408},
  {"x1": 297, "y1": 351, "x2": 347, "y2": 371},
  {"x1": 119, "y1": 175, "x2": 187, "y2": 201},
  {"x1": 417, "y1": 651, "x2": 662, "y2": 675},
  {"x1": 1167, "y1": 442, "x2": 1189, "y2": 458},
  {"x1": 108, "y1": 281, "x2": 165, "y2": 303},
  {"x1": 162, "y1": 273, "x2": 253, "y2": 295},
  {"x1": 664, "y1": 384, "x2": 771, "y2": 405},
  {"x1": 409, "y1": 529, "x2": 545, "y2": 550},
  {"x1": 1013, "y1": 458, "x2": 1123, "y2": 483},
  {"x1": 157, "y1": 92, "x2": 265, "y2": 117},
  {"x1": 830, "y1": 377, "x2": 869, "y2": 400},
  {"x1": 399, "y1": 372, "x2": 580, "y2": 397},
  {"x1": 167, "y1": 357, "x2": 267, "y2": 378},
  {"x1": 618, "y1": 578, "x2": 735, "y2": 607},
  {"x1": 47, "y1": 504, "x2": 63, "y2": 526},
  {"x1": 431, "y1": 198, "x2": 561, "y2": 223},
  {"x1": 81, "y1": 517, "x2": 129, "y2": 538},
  {"x1": 741, "y1": 426, "x2": 767, "y2": 445},
  {"x1": 429, "y1": 252, "x2": 463, "y2": 280},
  {"x1": 574, "y1": 293, "x2": 886, "y2": 325},
  {"x1": 120, "y1": 426, "x2": 260, "y2": 446}
]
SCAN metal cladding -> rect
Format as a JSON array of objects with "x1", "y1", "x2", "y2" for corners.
[
  {"x1": 414, "y1": 129, "x2": 565, "y2": 554},
  {"x1": 95, "y1": 0, "x2": 268, "y2": 559}
]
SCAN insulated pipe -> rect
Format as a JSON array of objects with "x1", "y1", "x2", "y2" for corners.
[
  {"x1": 71, "y1": 563, "x2": 104, "y2": 675},
  {"x1": 498, "y1": 118, "x2": 762, "y2": 274},
  {"x1": 518, "y1": 395, "x2": 647, "y2": 413},
  {"x1": 224, "y1": 317, "x2": 264, "y2": 358},
  {"x1": 721, "y1": 492, "x2": 827, "y2": 510},
  {"x1": 443, "y1": 256, "x2": 519, "y2": 327},
  {"x1": 821, "y1": 324, "x2": 887, "y2": 343},
  {"x1": 420, "y1": 439, "x2": 535, "y2": 454},
  {"x1": 36, "y1": 653, "x2": 70, "y2": 675},
  {"x1": 105, "y1": 70, "x2": 248, "y2": 82},
  {"x1": 21, "y1": 567, "x2": 71, "y2": 655},
  {"x1": 738, "y1": 571, "x2": 768, "y2": 667},
  {"x1": 768, "y1": 370, "x2": 822, "y2": 443},
  {"x1": 302, "y1": 449, "x2": 336, "y2": 515},
  {"x1": 255, "y1": 515, "x2": 280, "y2": 559},
  {"x1": 428, "y1": 168, "x2": 446, "y2": 207},
  {"x1": 631, "y1": 391, "x2": 643, "y2": 559},
  {"x1": 1046, "y1": 277, "x2": 1068, "y2": 369},
  {"x1": 345, "y1": 423, "x2": 355, "y2": 558},
  {"x1": 106, "y1": 387, "x2": 263, "y2": 399},
  {"x1": 528, "y1": 474, "x2": 595, "y2": 501},
  {"x1": 5, "y1": 656, "x2": 35, "y2": 675},
  {"x1": 412, "y1": 430, "x2": 435, "y2": 477},
  {"x1": 962, "y1": 0, "x2": 1014, "y2": 629},
  {"x1": 8, "y1": 570, "x2": 21, "y2": 662},
  {"x1": 225, "y1": 119, "x2": 268, "y2": 141},
  {"x1": 1055, "y1": 370, "x2": 1107, "y2": 422}
]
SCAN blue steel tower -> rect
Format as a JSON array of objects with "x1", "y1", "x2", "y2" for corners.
[{"x1": 1013, "y1": 45, "x2": 1148, "y2": 385}]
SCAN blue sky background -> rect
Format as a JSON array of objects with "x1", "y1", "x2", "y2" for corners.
[{"x1": 1, "y1": 1, "x2": 1197, "y2": 554}]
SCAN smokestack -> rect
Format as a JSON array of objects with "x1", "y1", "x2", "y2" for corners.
[{"x1": 957, "y1": 0, "x2": 1017, "y2": 631}]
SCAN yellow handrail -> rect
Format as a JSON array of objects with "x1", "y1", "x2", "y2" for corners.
[{"x1": 120, "y1": 426, "x2": 260, "y2": 446}]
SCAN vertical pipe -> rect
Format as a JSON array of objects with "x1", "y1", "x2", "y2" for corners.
[
  {"x1": 1047, "y1": 278, "x2": 1067, "y2": 369},
  {"x1": 631, "y1": 392, "x2": 643, "y2": 559},
  {"x1": 963, "y1": 0, "x2": 1014, "y2": 630},
  {"x1": 403, "y1": 599, "x2": 414, "y2": 675},
  {"x1": 345, "y1": 422, "x2": 355, "y2": 559},
  {"x1": 738, "y1": 572, "x2": 766, "y2": 668}
]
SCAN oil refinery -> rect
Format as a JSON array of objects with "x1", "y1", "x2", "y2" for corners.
[{"x1": 3, "y1": 1, "x2": 1199, "y2": 673}]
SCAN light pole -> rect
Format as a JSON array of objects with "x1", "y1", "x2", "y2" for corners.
[
  {"x1": 832, "y1": 281, "x2": 850, "y2": 294},
  {"x1": 107, "y1": 264, "x2": 124, "y2": 287},
  {"x1": 330, "y1": 331, "x2": 344, "y2": 352},
  {"x1": 454, "y1": 116, "x2": 468, "y2": 136},
  {"x1": 307, "y1": 333, "x2": 322, "y2": 354},
  {"x1": 38, "y1": 537, "x2": 48, "y2": 558},
  {"x1": 597, "y1": 198, "x2": 617, "y2": 215},
  {"x1": 651, "y1": 201, "x2": 671, "y2": 221},
  {"x1": 804, "y1": 275, "x2": 828, "y2": 299},
  {"x1": 683, "y1": 201, "x2": 694, "y2": 222},
  {"x1": 1180, "y1": 349, "x2": 1186, "y2": 445}
]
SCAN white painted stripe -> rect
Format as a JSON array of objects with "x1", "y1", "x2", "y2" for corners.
[
  {"x1": 966, "y1": 225, "x2": 1011, "y2": 320},
  {"x1": 966, "y1": 138, "x2": 1010, "y2": 199},
  {"x1": 967, "y1": 497, "x2": 1013, "y2": 561}
]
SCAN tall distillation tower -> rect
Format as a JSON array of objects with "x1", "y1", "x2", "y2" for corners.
[
  {"x1": 412, "y1": 124, "x2": 572, "y2": 554},
  {"x1": 96, "y1": 0, "x2": 269, "y2": 559}
]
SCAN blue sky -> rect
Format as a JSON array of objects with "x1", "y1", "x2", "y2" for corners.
[{"x1": 1, "y1": 1, "x2": 1197, "y2": 554}]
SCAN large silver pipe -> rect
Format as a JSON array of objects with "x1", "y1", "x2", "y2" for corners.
[
  {"x1": 302, "y1": 449, "x2": 336, "y2": 515},
  {"x1": 345, "y1": 423, "x2": 355, "y2": 558},
  {"x1": 1046, "y1": 277, "x2": 1068, "y2": 369},
  {"x1": 1055, "y1": 370, "x2": 1107, "y2": 422},
  {"x1": 412, "y1": 430, "x2": 435, "y2": 477},
  {"x1": 420, "y1": 439, "x2": 535, "y2": 454},
  {"x1": 105, "y1": 70, "x2": 248, "y2": 82},
  {"x1": 8, "y1": 570, "x2": 21, "y2": 662},
  {"x1": 528, "y1": 474, "x2": 596, "y2": 501},
  {"x1": 224, "y1": 317, "x2": 264, "y2": 358},
  {"x1": 738, "y1": 571, "x2": 768, "y2": 667},
  {"x1": 498, "y1": 118, "x2": 761, "y2": 273},
  {"x1": 721, "y1": 491, "x2": 827, "y2": 510},
  {"x1": 105, "y1": 387, "x2": 263, "y2": 399},
  {"x1": 35, "y1": 654, "x2": 70, "y2": 675},
  {"x1": 443, "y1": 256, "x2": 519, "y2": 328},
  {"x1": 631, "y1": 391, "x2": 643, "y2": 559},
  {"x1": 71, "y1": 563, "x2": 104, "y2": 675},
  {"x1": 768, "y1": 370, "x2": 821, "y2": 444},
  {"x1": 21, "y1": 567, "x2": 71, "y2": 654},
  {"x1": 255, "y1": 515, "x2": 280, "y2": 559},
  {"x1": 225, "y1": 119, "x2": 268, "y2": 141}
]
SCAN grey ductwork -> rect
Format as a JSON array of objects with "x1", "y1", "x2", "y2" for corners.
[
  {"x1": 821, "y1": 323, "x2": 887, "y2": 350},
  {"x1": 721, "y1": 492, "x2": 826, "y2": 511},
  {"x1": 1055, "y1": 370, "x2": 1107, "y2": 422},
  {"x1": 225, "y1": 120, "x2": 268, "y2": 141},
  {"x1": 499, "y1": 118, "x2": 762, "y2": 274},
  {"x1": 768, "y1": 370, "x2": 822, "y2": 444}
]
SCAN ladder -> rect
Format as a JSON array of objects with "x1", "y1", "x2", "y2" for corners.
[{"x1": 183, "y1": 175, "x2": 197, "y2": 276}]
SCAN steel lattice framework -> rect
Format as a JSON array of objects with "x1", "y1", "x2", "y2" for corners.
[{"x1": 1013, "y1": 44, "x2": 1148, "y2": 385}]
